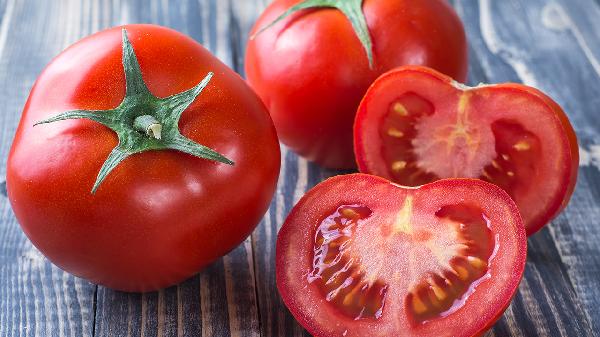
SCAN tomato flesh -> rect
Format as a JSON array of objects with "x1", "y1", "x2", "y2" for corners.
[
  {"x1": 355, "y1": 66, "x2": 579, "y2": 235},
  {"x1": 277, "y1": 174, "x2": 526, "y2": 337}
]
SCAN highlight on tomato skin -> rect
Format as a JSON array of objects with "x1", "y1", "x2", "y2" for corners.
[
  {"x1": 276, "y1": 173, "x2": 527, "y2": 337},
  {"x1": 354, "y1": 66, "x2": 579, "y2": 236},
  {"x1": 245, "y1": 0, "x2": 468, "y2": 169}
]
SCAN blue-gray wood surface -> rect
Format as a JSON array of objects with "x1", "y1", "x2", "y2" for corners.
[{"x1": 0, "y1": 0, "x2": 599, "y2": 336}]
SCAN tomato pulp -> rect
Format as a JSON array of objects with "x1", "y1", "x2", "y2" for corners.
[
  {"x1": 355, "y1": 66, "x2": 578, "y2": 235},
  {"x1": 7, "y1": 25, "x2": 280, "y2": 292},
  {"x1": 246, "y1": 0, "x2": 468, "y2": 168},
  {"x1": 277, "y1": 174, "x2": 526, "y2": 337}
]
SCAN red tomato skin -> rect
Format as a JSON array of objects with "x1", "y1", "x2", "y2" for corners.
[
  {"x1": 7, "y1": 24, "x2": 280, "y2": 292},
  {"x1": 245, "y1": 0, "x2": 468, "y2": 169},
  {"x1": 354, "y1": 66, "x2": 579, "y2": 235},
  {"x1": 276, "y1": 174, "x2": 526, "y2": 337}
]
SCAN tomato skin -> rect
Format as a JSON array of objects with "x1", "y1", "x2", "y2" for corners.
[
  {"x1": 7, "y1": 24, "x2": 280, "y2": 292},
  {"x1": 245, "y1": 0, "x2": 468, "y2": 169},
  {"x1": 277, "y1": 174, "x2": 526, "y2": 337},
  {"x1": 354, "y1": 66, "x2": 579, "y2": 235}
]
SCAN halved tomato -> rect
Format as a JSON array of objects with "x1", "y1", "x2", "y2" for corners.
[
  {"x1": 354, "y1": 66, "x2": 579, "y2": 235},
  {"x1": 277, "y1": 174, "x2": 526, "y2": 337}
]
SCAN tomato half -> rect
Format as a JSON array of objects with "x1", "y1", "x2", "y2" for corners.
[
  {"x1": 354, "y1": 66, "x2": 578, "y2": 235},
  {"x1": 277, "y1": 174, "x2": 526, "y2": 337},
  {"x1": 7, "y1": 24, "x2": 280, "y2": 292},
  {"x1": 246, "y1": 0, "x2": 468, "y2": 169}
]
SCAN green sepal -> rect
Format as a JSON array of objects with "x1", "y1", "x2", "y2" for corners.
[
  {"x1": 34, "y1": 110, "x2": 117, "y2": 128},
  {"x1": 252, "y1": 0, "x2": 374, "y2": 68},
  {"x1": 35, "y1": 28, "x2": 234, "y2": 194}
]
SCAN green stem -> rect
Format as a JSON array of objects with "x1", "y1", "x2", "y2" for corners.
[{"x1": 134, "y1": 115, "x2": 162, "y2": 140}]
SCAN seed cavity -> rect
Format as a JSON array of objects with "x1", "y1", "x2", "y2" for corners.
[
  {"x1": 513, "y1": 140, "x2": 531, "y2": 151},
  {"x1": 430, "y1": 282, "x2": 447, "y2": 301},
  {"x1": 392, "y1": 161, "x2": 408, "y2": 172},
  {"x1": 340, "y1": 208, "x2": 360, "y2": 219},
  {"x1": 467, "y1": 256, "x2": 487, "y2": 269},
  {"x1": 411, "y1": 293, "x2": 428, "y2": 314},
  {"x1": 480, "y1": 120, "x2": 541, "y2": 200},
  {"x1": 482, "y1": 169, "x2": 492, "y2": 180},
  {"x1": 380, "y1": 93, "x2": 436, "y2": 186},
  {"x1": 387, "y1": 127, "x2": 405, "y2": 138},
  {"x1": 406, "y1": 204, "x2": 495, "y2": 325},
  {"x1": 393, "y1": 102, "x2": 409, "y2": 116},
  {"x1": 453, "y1": 264, "x2": 470, "y2": 281},
  {"x1": 309, "y1": 205, "x2": 388, "y2": 321}
]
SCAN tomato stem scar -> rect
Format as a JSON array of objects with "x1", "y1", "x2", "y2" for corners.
[{"x1": 134, "y1": 115, "x2": 163, "y2": 140}]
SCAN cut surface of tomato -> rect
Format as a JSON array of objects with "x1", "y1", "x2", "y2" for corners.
[
  {"x1": 277, "y1": 174, "x2": 526, "y2": 337},
  {"x1": 354, "y1": 66, "x2": 579, "y2": 235}
]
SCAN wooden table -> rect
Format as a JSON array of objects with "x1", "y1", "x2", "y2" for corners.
[{"x1": 1, "y1": 0, "x2": 599, "y2": 336}]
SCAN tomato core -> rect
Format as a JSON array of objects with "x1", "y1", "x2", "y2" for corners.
[{"x1": 380, "y1": 92, "x2": 541, "y2": 205}]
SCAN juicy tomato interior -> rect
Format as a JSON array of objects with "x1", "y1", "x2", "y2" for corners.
[
  {"x1": 308, "y1": 205, "x2": 388, "y2": 321},
  {"x1": 380, "y1": 94, "x2": 542, "y2": 193},
  {"x1": 309, "y1": 203, "x2": 496, "y2": 325},
  {"x1": 277, "y1": 174, "x2": 526, "y2": 337},
  {"x1": 355, "y1": 66, "x2": 578, "y2": 235}
]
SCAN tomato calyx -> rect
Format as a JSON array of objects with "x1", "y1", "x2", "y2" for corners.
[
  {"x1": 251, "y1": 0, "x2": 374, "y2": 68},
  {"x1": 34, "y1": 29, "x2": 234, "y2": 194}
]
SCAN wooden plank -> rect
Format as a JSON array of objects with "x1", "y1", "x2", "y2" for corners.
[
  {"x1": 229, "y1": 1, "x2": 312, "y2": 335},
  {"x1": 0, "y1": 0, "x2": 97, "y2": 336}
]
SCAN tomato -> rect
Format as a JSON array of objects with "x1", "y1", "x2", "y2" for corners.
[
  {"x1": 277, "y1": 174, "x2": 526, "y2": 337},
  {"x1": 6, "y1": 24, "x2": 280, "y2": 292},
  {"x1": 246, "y1": 0, "x2": 468, "y2": 169},
  {"x1": 354, "y1": 66, "x2": 578, "y2": 235}
]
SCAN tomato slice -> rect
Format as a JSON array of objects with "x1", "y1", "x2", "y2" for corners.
[
  {"x1": 354, "y1": 66, "x2": 579, "y2": 235},
  {"x1": 277, "y1": 174, "x2": 526, "y2": 337}
]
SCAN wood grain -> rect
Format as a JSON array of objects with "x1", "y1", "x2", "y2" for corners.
[
  {"x1": 1, "y1": 0, "x2": 600, "y2": 336},
  {"x1": 0, "y1": 1, "x2": 97, "y2": 337}
]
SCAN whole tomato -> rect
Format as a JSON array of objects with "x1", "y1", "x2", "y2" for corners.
[
  {"x1": 7, "y1": 24, "x2": 280, "y2": 292},
  {"x1": 246, "y1": 0, "x2": 468, "y2": 168}
]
